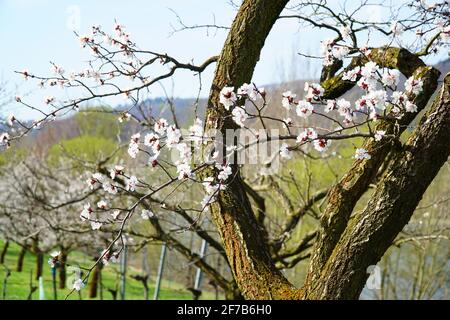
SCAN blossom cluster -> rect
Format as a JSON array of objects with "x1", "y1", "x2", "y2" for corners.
[
  {"x1": 219, "y1": 83, "x2": 265, "y2": 128},
  {"x1": 341, "y1": 62, "x2": 423, "y2": 120}
]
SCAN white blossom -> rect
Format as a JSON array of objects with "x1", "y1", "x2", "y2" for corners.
[
  {"x1": 313, "y1": 139, "x2": 329, "y2": 152},
  {"x1": 381, "y1": 69, "x2": 400, "y2": 87},
  {"x1": 91, "y1": 221, "x2": 102, "y2": 230},
  {"x1": 232, "y1": 106, "x2": 248, "y2": 127},
  {"x1": 128, "y1": 142, "x2": 139, "y2": 158},
  {"x1": 176, "y1": 142, "x2": 192, "y2": 160},
  {"x1": 166, "y1": 125, "x2": 181, "y2": 147},
  {"x1": 320, "y1": 38, "x2": 335, "y2": 66},
  {"x1": 188, "y1": 118, "x2": 204, "y2": 145},
  {"x1": 102, "y1": 183, "x2": 118, "y2": 195},
  {"x1": 320, "y1": 38, "x2": 335, "y2": 54},
  {"x1": 342, "y1": 67, "x2": 361, "y2": 82},
  {"x1": 333, "y1": 46, "x2": 350, "y2": 60},
  {"x1": 128, "y1": 133, "x2": 140, "y2": 158},
  {"x1": 144, "y1": 133, "x2": 160, "y2": 153},
  {"x1": 6, "y1": 114, "x2": 15, "y2": 127},
  {"x1": 110, "y1": 165, "x2": 124, "y2": 180},
  {"x1": 354, "y1": 98, "x2": 368, "y2": 111},
  {"x1": 101, "y1": 249, "x2": 119, "y2": 265},
  {"x1": 202, "y1": 177, "x2": 216, "y2": 194},
  {"x1": 73, "y1": 278, "x2": 85, "y2": 291},
  {"x1": 297, "y1": 128, "x2": 318, "y2": 143},
  {"x1": 130, "y1": 132, "x2": 140, "y2": 143},
  {"x1": 296, "y1": 100, "x2": 314, "y2": 118},
  {"x1": 80, "y1": 203, "x2": 93, "y2": 221},
  {"x1": 111, "y1": 210, "x2": 121, "y2": 219},
  {"x1": 79, "y1": 34, "x2": 92, "y2": 47},
  {"x1": 92, "y1": 172, "x2": 104, "y2": 182},
  {"x1": 48, "y1": 251, "x2": 61, "y2": 268},
  {"x1": 148, "y1": 153, "x2": 159, "y2": 167},
  {"x1": 354, "y1": 148, "x2": 371, "y2": 160},
  {"x1": 304, "y1": 82, "x2": 324, "y2": 100},
  {"x1": 219, "y1": 86, "x2": 237, "y2": 110},
  {"x1": 325, "y1": 100, "x2": 337, "y2": 113},
  {"x1": 360, "y1": 61, "x2": 379, "y2": 80},
  {"x1": 97, "y1": 200, "x2": 107, "y2": 209},
  {"x1": 126, "y1": 175, "x2": 138, "y2": 191},
  {"x1": 283, "y1": 117, "x2": 293, "y2": 127},
  {"x1": 336, "y1": 98, "x2": 352, "y2": 118},
  {"x1": 357, "y1": 77, "x2": 377, "y2": 91},
  {"x1": 391, "y1": 91, "x2": 408, "y2": 105},
  {"x1": 237, "y1": 83, "x2": 258, "y2": 100},
  {"x1": 176, "y1": 162, "x2": 192, "y2": 180},
  {"x1": 154, "y1": 118, "x2": 168, "y2": 135},
  {"x1": 118, "y1": 112, "x2": 131, "y2": 123},
  {"x1": 52, "y1": 64, "x2": 65, "y2": 75},
  {"x1": 282, "y1": 91, "x2": 296, "y2": 110},
  {"x1": 405, "y1": 77, "x2": 423, "y2": 95},
  {"x1": 405, "y1": 100, "x2": 418, "y2": 113},
  {"x1": 279, "y1": 143, "x2": 292, "y2": 159},
  {"x1": 366, "y1": 90, "x2": 388, "y2": 111},
  {"x1": 374, "y1": 130, "x2": 386, "y2": 141},
  {"x1": 141, "y1": 209, "x2": 154, "y2": 220},
  {"x1": 87, "y1": 173, "x2": 103, "y2": 190},
  {"x1": 217, "y1": 164, "x2": 232, "y2": 181}
]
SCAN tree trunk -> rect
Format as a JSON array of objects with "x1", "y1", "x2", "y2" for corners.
[
  {"x1": 35, "y1": 252, "x2": 43, "y2": 280},
  {"x1": 204, "y1": 0, "x2": 301, "y2": 299},
  {"x1": 89, "y1": 262, "x2": 102, "y2": 298},
  {"x1": 305, "y1": 73, "x2": 450, "y2": 299},
  {"x1": 59, "y1": 250, "x2": 68, "y2": 289},
  {"x1": 16, "y1": 246, "x2": 26, "y2": 272},
  {"x1": 0, "y1": 240, "x2": 9, "y2": 264}
]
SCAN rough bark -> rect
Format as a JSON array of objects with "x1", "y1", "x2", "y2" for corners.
[
  {"x1": 306, "y1": 73, "x2": 450, "y2": 299},
  {"x1": 305, "y1": 48, "x2": 441, "y2": 288},
  {"x1": 204, "y1": 0, "x2": 301, "y2": 299}
]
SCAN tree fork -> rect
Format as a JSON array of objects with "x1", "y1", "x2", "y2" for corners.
[
  {"x1": 306, "y1": 73, "x2": 450, "y2": 299},
  {"x1": 305, "y1": 48, "x2": 441, "y2": 287}
]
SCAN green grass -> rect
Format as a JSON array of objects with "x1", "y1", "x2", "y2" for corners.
[{"x1": 0, "y1": 241, "x2": 216, "y2": 300}]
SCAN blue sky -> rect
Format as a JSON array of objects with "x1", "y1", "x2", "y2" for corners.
[
  {"x1": 0, "y1": 0, "x2": 311, "y2": 119},
  {"x1": 0, "y1": 0, "x2": 447, "y2": 120}
]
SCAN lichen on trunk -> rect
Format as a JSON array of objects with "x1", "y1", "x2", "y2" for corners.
[{"x1": 203, "y1": 0, "x2": 302, "y2": 299}]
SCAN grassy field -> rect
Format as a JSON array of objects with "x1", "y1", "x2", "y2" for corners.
[{"x1": 0, "y1": 241, "x2": 216, "y2": 300}]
